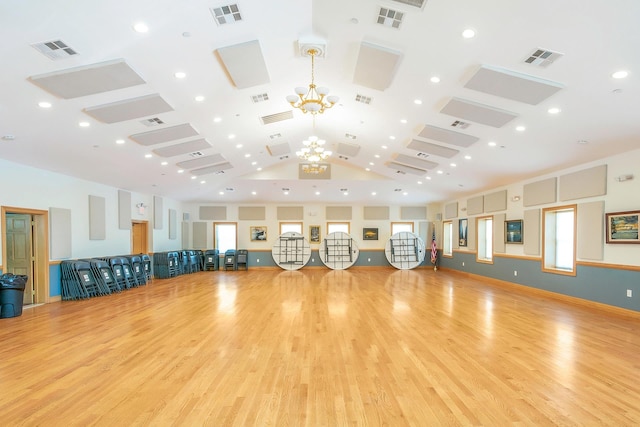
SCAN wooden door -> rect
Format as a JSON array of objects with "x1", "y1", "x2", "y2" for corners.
[
  {"x1": 6, "y1": 213, "x2": 34, "y2": 304},
  {"x1": 132, "y1": 221, "x2": 148, "y2": 254}
]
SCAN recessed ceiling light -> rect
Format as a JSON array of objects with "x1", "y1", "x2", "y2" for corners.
[
  {"x1": 488, "y1": 141, "x2": 497, "y2": 147},
  {"x1": 174, "y1": 71, "x2": 186, "y2": 79},
  {"x1": 213, "y1": 117, "x2": 222, "y2": 123},
  {"x1": 38, "y1": 101, "x2": 52, "y2": 108},
  {"x1": 426, "y1": 176, "x2": 431, "y2": 180},
  {"x1": 450, "y1": 163, "x2": 457, "y2": 167},
  {"x1": 219, "y1": 191, "x2": 224, "y2": 195},
  {"x1": 369, "y1": 162, "x2": 374, "y2": 166},
  {"x1": 612, "y1": 70, "x2": 629, "y2": 79},
  {"x1": 160, "y1": 161, "x2": 168, "y2": 166},
  {"x1": 244, "y1": 153, "x2": 251, "y2": 158},
  {"x1": 251, "y1": 191, "x2": 257, "y2": 195},
  {"x1": 417, "y1": 181, "x2": 422, "y2": 185},
  {"x1": 381, "y1": 145, "x2": 388, "y2": 150},
  {"x1": 371, "y1": 192, "x2": 377, "y2": 196},
  {"x1": 200, "y1": 180, "x2": 206, "y2": 184},
  {"x1": 548, "y1": 107, "x2": 561, "y2": 114},
  {"x1": 430, "y1": 76, "x2": 440, "y2": 83},
  {"x1": 144, "y1": 154, "x2": 152, "y2": 158},
  {"x1": 515, "y1": 125, "x2": 526, "y2": 132},
  {"x1": 133, "y1": 22, "x2": 149, "y2": 33},
  {"x1": 228, "y1": 134, "x2": 236, "y2": 139},
  {"x1": 462, "y1": 28, "x2": 476, "y2": 39},
  {"x1": 257, "y1": 167, "x2": 262, "y2": 171},
  {"x1": 115, "y1": 139, "x2": 125, "y2": 145},
  {"x1": 177, "y1": 169, "x2": 184, "y2": 173},
  {"x1": 283, "y1": 191, "x2": 289, "y2": 195},
  {"x1": 365, "y1": 168, "x2": 371, "y2": 171},
  {"x1": 389, "y1": 136, "x2": 396, "y2": 140},
  {"x1": 414, "y1": 99, "x2": 423, "y2": 105},
  {"x1": 251, "y1": 161, "x2": 257, "y2": 166},
  {"x1": 315, "y1": 191, "x2": 320, "y2": 195},
  {"x1": 191, "y1": 176, "x2": 197, "y2": 180},
  {"x1": 343, "y1": 191, "x2": 349, "y2": 196},
  {"x1": 464, "y1": 155, "x2": 471, "y2": 160},
  {"x1": 236, "y1": 143, "x2": 243, "y2": 148},
  {"x1": 374, "y1": 154, "x2": 380, "y2": 158},
  {"x1": 78, "y1": 121, "x2": 90, "y2": 127},
  {"x1": 403, "y1": 192, "x2": 408, "y2": 196},
  {"x1": 194, "y1": 95, "x2": 205, "y2": 102},
  {"x1": 400, "y1": 119, "x2": 407, "y2": 124},
  {"x1": 437, "y1": 170, "x2": 443, "y2": 174}
]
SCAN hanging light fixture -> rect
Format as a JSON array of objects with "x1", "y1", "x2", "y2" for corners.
[
  {"x1": 286, "y1": 47, "x2": 339, "y2": 114},
  {"x1": 296, "y1": 136, "x2": 332, "y2": 163}
]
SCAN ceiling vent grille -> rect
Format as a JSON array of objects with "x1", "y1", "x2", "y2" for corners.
[
  {"x1": 355, "y1": 94, "x2": 372, "y2": 104},
  {"x1": 345, "y1": 133, "x2": 357, "y2": 139},
  {"x1": 390, "y1": 0, "x2": 427, "y2": 9},
  {"x1": 251, "y1": 93, "x2": 269, "y2": 103},
  {"x1": 417, "y1": 152, "x2": 429, "y2": 158},
  {"x1": 261, "y1": 110, "x2": 293, "y2": 125},
  {"x1": 269, "y1": 133, "x2": 282, "y2": 139},
  {"x1": 524, "y1": 48, "x2": 564, "y2": 68},
  {"x1": 140, "y1": 117, "x2": 164, "y2": 127},
  {"x1": 189, "y1": 151, "x2": 204, "y2": 158},
  {"x1": 210, "y1": 4, "x2": 242, "y2": 25},
  {"x1": 377, "y1": 8, "x2": 404, "y2": 28},
  {"x1": 451, "y1": 120, "x2": 470, "y2": 129},
  {"x1": 32, "y1": 40, "x2": 78, "y2": 60}
]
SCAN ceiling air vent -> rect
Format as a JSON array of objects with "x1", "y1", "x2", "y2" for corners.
[
  {"x1": 269, "y1": 133, "x2": 282, "y2": 140},
  {"x1": 390, "y1": 0, "x2": 427, "y2": 9},
  {"x1": 451, "y1": 120, "x2": 470, "y2": 129},
  {"x1": 416, "y1": 152, "x2": 429, "y2": 158},
  {"x1": 524, "y1": 48, "x2": 564, "y2": 68},
  {"x1": 189, "y1": 152, "x2": 204, "y2": 158},
  {"x1": 32, "y1": 40, "x2": 78, "y2": 60},
  {"x1": 355, "y1": 94, "x2": 372, "y2": 104},
  {"x1": 140, "y1": 117, "x2": 164, "y2": 127},
  {"x1": 345, "y1": 133, "x2": 357, "y2": 139},
  {"x1": 210, "y1": 4, "x2": 242, "y2": 25},
  {"x1": 279, "y1": 155, "x2": 289, "y2": 160},
  {"x1": 261, "y1": 110, "x2": 293, "y2": 125},
  {"x1": 377, "y1": 8, "x2": 404, "y2": 29},
  {"x1": 251, "y1": 93, "x2": 269, "y2": 103}
]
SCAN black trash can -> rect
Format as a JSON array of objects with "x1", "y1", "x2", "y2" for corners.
[{"x1": 0, "y1": 274, "x2": 28, "y2": 318}]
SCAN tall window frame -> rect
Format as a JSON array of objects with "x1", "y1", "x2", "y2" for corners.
[
  {"x1": 279, "y1": 222, "x2": 303, "y2": 235},
  {"x1": 476, "y1": 215, "x2": 493, "y2": 264},
  {"x1": 327, "y1": 222, "x2": 350, "y2": 234},
  {"x1": 391, "y1": 222, "x2": 414, "y2": 235},
  {"x1": 542, "y1": 205, "x2": 577, "y2": 276},
  {"x1": 213, "y1": 222, "x2": 237, "y2": 253},
  {"x1": 443, "y1": 221, "x2": 453, "y2": 257}
]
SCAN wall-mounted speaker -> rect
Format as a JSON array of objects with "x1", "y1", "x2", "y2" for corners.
[
  {"x1": 183, "y1": 212, "x2": 191, "y2": 221},
  {"x1": 436, "y1": 213, "x2": 442, "y2": 221}
]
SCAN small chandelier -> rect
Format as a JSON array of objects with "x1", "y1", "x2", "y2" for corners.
[
  {"x1": 296, "y1": 136, "x2": 332, "y2": 163},
  {"x1": 286, "y1": 48, "x2": 339, "y2": 114}
]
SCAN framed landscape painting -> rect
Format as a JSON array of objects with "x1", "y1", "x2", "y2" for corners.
[
  {"x1": 606, "y1": 211, "x2": 640, "y2": 243},
  {"x1": 505, "y1": 219, "x2": 523, "y2": 244},
  {"x1": 250, "y1": 226, "x2": 267, "y2": 241}
]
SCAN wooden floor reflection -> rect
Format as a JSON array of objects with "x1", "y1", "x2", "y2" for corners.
[{"x1": 1, "y1": 268, "x2": 639, "y2": 426}]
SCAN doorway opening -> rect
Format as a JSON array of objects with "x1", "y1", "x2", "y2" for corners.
[
  {"x1": 132, "y1": 220, "x2": 149, "y2": 254},
  {"x1": 2, "y1": 206, "x2": 50, "y2": 305}
]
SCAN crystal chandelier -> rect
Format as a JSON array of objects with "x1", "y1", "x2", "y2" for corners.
[
  {"x1": 286, "y1": 48, "x2": 339, "y2": 114},
  {"x1": 296, "y1": 136, "x2": 332, "y2": 163}
]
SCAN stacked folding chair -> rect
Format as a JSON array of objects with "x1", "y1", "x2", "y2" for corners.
[
  {"x1": 188, "y1": 250, "x2": 201, "y2": 273},
  {"x1": 60, "y1": 261, "x2": 89, "y2": 300},
  {"x1": 90, "y1": 259, "x2": 121, "y2": 294},
  {"x1": 204, "y1": 249, "x2": 219, "y2": 271},
  {"x1": 236, "y1": 249, "x2": 249, "y2": 270},
  {"x1": 224, "y1": 249, "x2": 237, "y2": 270},
  {"x1": 141, "y1": 254, "x2": 152, "y2": 281},
  {"x1": 128, "y1": 255, "x2": 147, "y2": 286}
]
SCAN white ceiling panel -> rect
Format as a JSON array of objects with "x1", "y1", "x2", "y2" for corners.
[
  {"x1": 386, "y1": 162, "x2": 427, "y2": 175},
  {"x1": 464, "y1": 65, "x2": 564, "y2": 105},
  {"x1": 130, "y1": 124, "x2": 199, "y2": 146},
  {"x1": 84, "y1": 94, "x2": 173, "y2": 124},
  {"x1": 336, "y1": 142, "x2": 361, "y2": 157},
  {"x1": 393, "y1": 153, "x2": 438, "y2": 170},
  {"x1": 176, "y1": 154, "x2": 226, "y2": 169},
  {"x1": 28, "y1": 59, "x2": 145, "y2": 99},
  {"x1": 216, "y1": 40, "x2": 270, "y2": 89},
  {"x1": 353, "y1": 42, "x2": 402, "y2": 91},
  {"x1": 440, "y1": 97, "x2": 518, "y2": 128},
  {"x1": 407, "y1": 140, "x2": 460, "y2": 158},
  {"x1": 417, "y1": 125, "x2": 479, "y2": 147},
  {"x1": 191, "y1": 162, "x2": 234, "y2": 176},
  {"x1": 152, "y1": 139, "x2": 212, "y2": 158},
  {"x1": 266, "y1": 142, "x2": 292, "y2": 157}
]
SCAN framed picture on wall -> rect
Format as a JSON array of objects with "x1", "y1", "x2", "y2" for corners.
[
  {"x1": 309, "y1": 225, "x2": 321, "y2": 243},
  {"x1": 505, "y1": 219, "x2": 523, "y2": 244},
  {"x1": 459, "y1": 218, "x2": 468, "y2": 246},
  {"x1": 250, "y1": 226, "x2": 267, "y2": 241},
  {"x1": 363, "y1": 228, "x2": 378, "y2": 240},
  {"x1": 606, "y1": 211, "x2": 640, "y2": 243}
]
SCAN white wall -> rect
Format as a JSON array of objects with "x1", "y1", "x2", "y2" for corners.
[
  {"x1": 440, "y1": 147, "x2": 640, "y2": 266},
  {"x1": 0, "y1": 159, "x2": 184, "y2": 260}
]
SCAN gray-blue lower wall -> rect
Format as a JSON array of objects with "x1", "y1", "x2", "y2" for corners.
[{"x1": 439, "y1": 252, "x2": 640, "y2": 312}]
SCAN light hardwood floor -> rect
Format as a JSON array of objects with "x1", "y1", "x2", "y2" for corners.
[{"x1": 1, "y1": 267, "x2": 639, "y2": 426}]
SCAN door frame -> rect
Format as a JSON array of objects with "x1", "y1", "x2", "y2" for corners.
[
  {"x1": 1, "y1": 206, "x2": 50, "y2": 304},
  {"x1": 131, "y1": 220, "x2": 149, "y2": 254}
]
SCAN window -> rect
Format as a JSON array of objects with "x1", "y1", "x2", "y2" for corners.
[
  {"x1": 391, "y1": 222, "x2": 413, "y2": 235},
  {"x1": 443, "y1": 221, "x2": 453, "y2": 257},
  {"x1": 327, "y1": 222, "x2": 350, "y2": 234},
  {"x1": 477, "y1": 216, "x2": 493, "y2": 263},
  {"x1": 542, "y1": 205, "x2": 576, "y2": 275},
  {"x1": 279, "y1": 222, "x2": 302, "y2": 235},
  {"x1": 214, "y1": 222, "x2": 237, "y2": 253}
]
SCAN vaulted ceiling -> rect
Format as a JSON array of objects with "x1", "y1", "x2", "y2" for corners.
[{"x1": 2, "y1": 0, "x2": 639, "y2": 204}]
